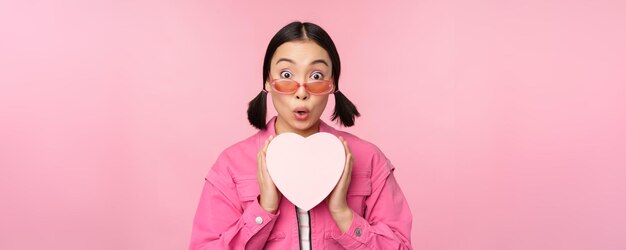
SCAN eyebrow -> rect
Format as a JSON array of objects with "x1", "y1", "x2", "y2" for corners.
[{"x1": 275, "y1": 58, "x2": 329, "y2": 67}]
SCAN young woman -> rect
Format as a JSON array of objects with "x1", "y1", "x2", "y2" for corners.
[{"x1": 189, "y1": 21, "x2": 413, "y2": 249}]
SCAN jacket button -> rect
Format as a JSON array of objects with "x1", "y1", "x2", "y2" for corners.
[
  {"x1": 255, "y1": 216, "x2": 263, "y2": 225},
  {"x1": 355, "y1": 228, "x2": 362, "y2": 236}
]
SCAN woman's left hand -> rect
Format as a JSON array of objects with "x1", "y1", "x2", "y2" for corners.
[{"x1": 326, "y1": 136, "x2": 354, "y2": 233}]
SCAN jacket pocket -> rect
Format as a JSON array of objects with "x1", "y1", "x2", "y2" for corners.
[
  {"x1": 264, "y1": 231, "x2": 286, "y2": 249},
  {"x1": 233, "y1": 175, "x2": 259, "y2": 211},
  {"x1": 347, "y1": 171, "x2": 372, "y2": 218},
  {"x1": 268, "y1": 231, "x2": 285, "y2": 241}
]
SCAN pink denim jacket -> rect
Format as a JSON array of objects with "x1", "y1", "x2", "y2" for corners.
[{"x1": 189, "y1": 116, "x2": 413, "y2": 249}]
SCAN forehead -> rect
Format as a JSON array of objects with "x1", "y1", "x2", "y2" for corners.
[{"x1": 272, "y1": 40, "x2": 331, "y2": 67}]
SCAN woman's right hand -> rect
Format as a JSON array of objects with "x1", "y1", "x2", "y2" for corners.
[{"x1": 257, "y1": 135, "x2": 281, "y2": 214}]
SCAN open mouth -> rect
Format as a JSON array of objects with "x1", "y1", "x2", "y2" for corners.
[{"x1": 294, "y1": 109, "x2": 310, "y2": 120}]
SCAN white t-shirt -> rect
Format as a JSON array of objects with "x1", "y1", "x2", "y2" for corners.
[{"x1": 296, "y1": 207, "x2": 311, "y2": 250}]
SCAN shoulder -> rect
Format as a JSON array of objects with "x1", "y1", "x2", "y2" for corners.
[
  {"x1": 206, "y1": 131, "x2": 263, "y2": 180},
  {"x1": 219, "y1": 133, "x2": 260, "y2": 161},
  {"x1": 331, "y1": 129, "x2": 394, "y2": 174},
  {"x1": 334, "y1": 130, "x2": 379, "y2": 155}
]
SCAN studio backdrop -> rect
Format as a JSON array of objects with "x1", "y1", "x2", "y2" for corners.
[{"x1": 1, "y1": 0, "x2": 625, "y2": 249}]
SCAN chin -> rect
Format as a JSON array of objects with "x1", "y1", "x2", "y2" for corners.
[
  {"x1": 291, "y1": 119, "x2": 311, "y2": 129},
  {"x1": 292, "y1": 118, "x2": 314, "y2": 129}
]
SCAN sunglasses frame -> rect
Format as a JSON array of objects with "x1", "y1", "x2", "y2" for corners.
[{"x1": 265, "y1": 75, "x2": 336, "y2": 95}]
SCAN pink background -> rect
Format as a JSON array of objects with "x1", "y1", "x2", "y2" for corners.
[{"x1": 1, "y1": 1, "x2": 625, "y2": 249}]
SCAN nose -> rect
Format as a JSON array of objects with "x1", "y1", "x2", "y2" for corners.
[{"x1": 295, "y1": 81, "x2": 309, "y2": 100}]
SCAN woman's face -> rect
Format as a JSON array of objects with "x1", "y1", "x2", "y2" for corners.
[{"x1": 265, "y1": 40, "x2": 333, "y2": 137}]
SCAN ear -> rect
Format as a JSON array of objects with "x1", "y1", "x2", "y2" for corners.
[{"x1": 265, "y1": 81, "x2": 271, "y2": 93}]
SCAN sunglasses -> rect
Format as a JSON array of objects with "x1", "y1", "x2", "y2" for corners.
[{"x1": 266, "y1": 75, "x2": 335, "y2": 95}]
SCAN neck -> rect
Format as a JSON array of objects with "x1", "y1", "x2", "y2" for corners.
[{"x1": 274, "y1": 116, "x2": 321, "y2": 138}]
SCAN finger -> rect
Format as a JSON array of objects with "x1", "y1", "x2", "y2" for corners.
[
  {"x1": 261, "y1": 152, "x2": 270, "y2": 176},
  {"x1": 261, "y1": 136, "x2": 275, "y2": 177},
  {"x1": 343, "y1": 142, "x2": 352, "y2": 168},
  {"x1": 263, "y1": 137, "x2": 271, "y2": 153},
  {"x1": 259, "y1": 139, "x2": 268, "y2": 165},
  {"x1": 346, "y1": 154, "x2": 354, "y2": 177},
  {"x1": 340, "y1": 137, "x2": 351, "y2": 155},
  {"x1": 338, "y1": 154, "x2": 351, "y2": 185},
  {"x1": 258, "y1": 138, "x2": 270, "y2": 180},
  {"x1": 257, "y1": 150, "x2": 264, "y2": 182},
  {"x1": 260, "y1": 146, "x2": 275, "y2": 186}
]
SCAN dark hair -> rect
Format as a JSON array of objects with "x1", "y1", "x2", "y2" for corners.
[{"x1": 247, "y1": 21, "x2": 361, "y2": 130}]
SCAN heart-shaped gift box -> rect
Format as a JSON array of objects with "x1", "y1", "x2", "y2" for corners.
[{"x1": 265, "y1": 132, "x2": 346, "y2": 211}]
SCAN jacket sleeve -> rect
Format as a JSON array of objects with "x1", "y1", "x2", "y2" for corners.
[
  {"x1": 189, "y1": 154, "x2": 280, "y2": 249},
  {"x1": 330, "y1": 148, "x2": 413, "y2": 249}
]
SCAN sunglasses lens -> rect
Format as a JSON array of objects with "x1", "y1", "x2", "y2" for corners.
[
  {"x1": 273, "y1": 80, "x2": 298, "y2": 93},
  {"x1": 272, "y1": 79, "x2": 333, "y2": 94},
  {"x1": 307, "y1": 81, "x2": 332, "y2": 94}
]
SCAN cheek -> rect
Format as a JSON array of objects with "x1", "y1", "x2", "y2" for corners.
[
  {"x1": 271, "y1": 95, "x2": 290, "y2": 111},
  {"x1": 312, "y1": 96, "x2": 330, "y2": 112}
]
